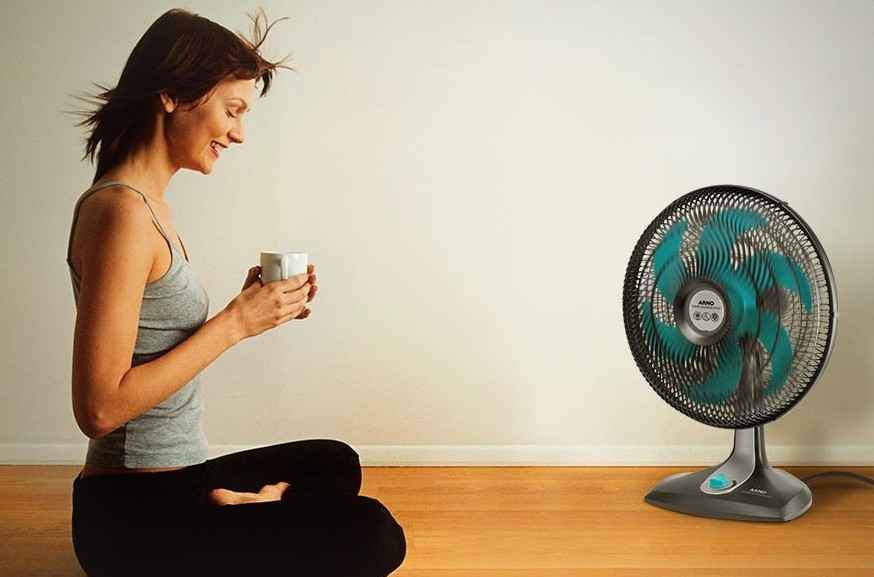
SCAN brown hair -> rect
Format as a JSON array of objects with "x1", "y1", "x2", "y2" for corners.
[{"x1": 78, "y1": 8, "x2": 289, "y2": 181}]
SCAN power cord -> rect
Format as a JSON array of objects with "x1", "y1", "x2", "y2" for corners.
[{"x1": 801, "y1": 471, "x2": 874, "y2": 486}]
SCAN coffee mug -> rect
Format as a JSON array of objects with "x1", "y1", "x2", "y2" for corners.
[{"x1": 260, "y1": 251, "x2": 308, "y2": 285}]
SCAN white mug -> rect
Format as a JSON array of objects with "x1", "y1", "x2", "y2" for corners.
[{"x1": 260, "y1": 251, "x2": 308, "y2": 284}]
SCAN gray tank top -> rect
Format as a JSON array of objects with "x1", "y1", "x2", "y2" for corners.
[{"x1": 67, "y1": 181, "x2": 210, "y2": 468}]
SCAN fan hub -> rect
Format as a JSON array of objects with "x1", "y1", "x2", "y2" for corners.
[{"x1": 675, "y1": 282, "x2": 730, "y2": 346}]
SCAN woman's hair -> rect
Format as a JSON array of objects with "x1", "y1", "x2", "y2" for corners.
[{"x1": 78, "y1": 8, "x2": 289, "y2": 181}]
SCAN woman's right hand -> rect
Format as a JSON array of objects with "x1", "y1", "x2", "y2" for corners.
[{"x1": 224, "y1": 266, "x2": 312, "y2": 339}]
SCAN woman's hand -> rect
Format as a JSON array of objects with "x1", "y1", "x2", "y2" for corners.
[
  {"x1": 270, "y1": 263, "x2": 317, "y2": 320},
  {"x1": 297, "y1": 263, "x2": 318, "y2": 319},
  {"x1": 223, "y1": 264, "x2": 318, "y2": 340}
]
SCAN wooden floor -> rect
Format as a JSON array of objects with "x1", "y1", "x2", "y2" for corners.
[{"x1": 1, "y1": 466, "x2": 873, "y2": 576}]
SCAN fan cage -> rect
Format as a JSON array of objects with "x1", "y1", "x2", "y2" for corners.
[{"x1": 623, "y1": 185, "x2": 837, "y2": 429}]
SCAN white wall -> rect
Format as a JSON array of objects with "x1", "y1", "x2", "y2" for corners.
[{"x1": 2, "y1": 0, "x2": 873, "y2": 466}]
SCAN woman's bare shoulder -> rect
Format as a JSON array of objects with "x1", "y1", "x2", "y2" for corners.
[
  {"x1": 74, "y1": 185, "x2": 158, "y2": 243},
  {"x1": 70, "y1": 185, "x2": 158, "y2": 276},
  {"x1": 78, "y1": 184, "x2": 151, "y2": 217}
]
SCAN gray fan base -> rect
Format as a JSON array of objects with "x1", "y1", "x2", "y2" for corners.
[{"x1": 645, "y1": 427, "x2": 812, "y2": 522}]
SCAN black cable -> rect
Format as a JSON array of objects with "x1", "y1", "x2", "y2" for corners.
[{"x1": 801, "y1": 471, "x2": 874, "y2": 486}]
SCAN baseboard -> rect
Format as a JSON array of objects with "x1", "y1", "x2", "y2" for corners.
[
  {"x1": 0, "y1": 444, "x2": 89, "y2": 465},
  {"x1": 1, "y1": 443, "x2": 873, "y2": 466},
  {"x1": 352, "y1": 444, "x2": 874, "y2": 466}
]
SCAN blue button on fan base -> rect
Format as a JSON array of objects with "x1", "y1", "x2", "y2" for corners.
[{"x1": 709, "y1": 473, "x2": 731, "y2": 490}]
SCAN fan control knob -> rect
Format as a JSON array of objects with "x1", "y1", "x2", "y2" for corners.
[{"x1": 709, "y1": 472, "x2": 732, "y2": 490}]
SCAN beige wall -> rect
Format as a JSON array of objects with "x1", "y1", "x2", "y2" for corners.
[{"x1": 2, "y1": 0, "x2": 873, "y2": 465}]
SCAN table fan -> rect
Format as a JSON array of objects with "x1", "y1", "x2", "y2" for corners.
[{"x1": 622, "y1": 184, "x2": 837, "y2": 521}]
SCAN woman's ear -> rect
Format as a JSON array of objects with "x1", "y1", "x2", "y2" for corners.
[{"x1": 160, "y1": 92, "x2": 177, "y2": 113}]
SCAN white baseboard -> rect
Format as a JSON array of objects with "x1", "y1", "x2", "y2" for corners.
[
  {"x1": 353, "y1": 444, "x2": 874, "y2": 467},
  {"x1": 2, "y1": 443, "x2": 873, "y2": 466},
  {"x1": 0, "y1": 444, "x2": 87, "y2": 465}
]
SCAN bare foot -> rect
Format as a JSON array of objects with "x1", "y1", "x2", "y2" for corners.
[{"x1": 209, "y1": 482, "x2": 290, "y2": 506}]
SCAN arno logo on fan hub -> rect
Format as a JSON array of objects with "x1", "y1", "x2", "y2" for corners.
[{"x1": 698, "y1": 300, "x2": 715, "y2": 306}]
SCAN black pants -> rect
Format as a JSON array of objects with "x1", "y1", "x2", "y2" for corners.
[{"x1": 72, "y1": 440, "x2": 406, "y2": 577}]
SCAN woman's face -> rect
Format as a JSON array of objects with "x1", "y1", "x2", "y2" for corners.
[{"x1": 163, "y1": 76, "x2": 257, "y2": 175}]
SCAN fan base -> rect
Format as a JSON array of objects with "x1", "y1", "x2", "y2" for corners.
[{"x1": 645, "y1": 427, "x2": 812, "y2": 522}]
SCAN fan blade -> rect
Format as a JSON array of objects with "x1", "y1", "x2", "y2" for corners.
[
  {"x1": 696, "y1": 208, "x2": 768, "y2": 288},
  {"x1": 746, "y1": 252, "x2": 814, "y2": 314},
  {"x1": 759, "y1": 309, "x2": 793, "y2": 395},
  {"x1": 641, "y1": 301, "x2": 696, "y2": 362},
  {"x1": 697, "y1": 208, "x2": 770, "y2": 254},
  {"x1": 689, "y1": 338, "x2": 743, "y2": 404},
  {"x1": 652, "y1": 220, "x2": 687, "y2": 304}
]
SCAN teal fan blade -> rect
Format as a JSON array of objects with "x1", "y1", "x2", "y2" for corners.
[
  {"x1": 641, "y1": 301, "x2": 696, "y2": 362},
  {"x1": 642, "y1": 220, "x2": 695, "y2": 363},
  {"x1": 697, "y1": 208, "x2": 770, "y2": 255},
  {"x1": 653, "y1": 220, "x2": 688, "y2": 303},
  {"x1": 759, "y1": 309, "x2": 793, "y2": 395},
  {"x1": 688, "y1": 336, "x2": 743, "y2": 404},
  {"x1": 746, "y1": 252, "x2": 814, "y2": 313}
]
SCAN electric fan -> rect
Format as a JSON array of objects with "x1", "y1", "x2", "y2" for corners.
[{"x1": 622, "y1": 184, "x2": 837, "y2": 522}]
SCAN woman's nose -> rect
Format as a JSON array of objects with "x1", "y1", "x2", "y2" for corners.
[{"x1": 229, "y1": 119, "x2": 244, "y2": 144}]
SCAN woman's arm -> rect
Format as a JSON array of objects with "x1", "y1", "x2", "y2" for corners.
[{"x1": 70, "y1": 190, "x2": 312, "y2": 439}]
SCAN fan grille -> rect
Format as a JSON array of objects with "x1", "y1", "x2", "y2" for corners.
[{"x1": 623, "y1": 185, "x2": 836, "y2": 429}]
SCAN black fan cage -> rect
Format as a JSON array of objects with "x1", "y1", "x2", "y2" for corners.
[{"x1": 623, "y1": 185, "x2": 837, "y2": 429}]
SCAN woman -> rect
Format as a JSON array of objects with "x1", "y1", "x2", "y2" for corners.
[{"x1": 68, "y1": 9, "x2": 405, "y2": 577}]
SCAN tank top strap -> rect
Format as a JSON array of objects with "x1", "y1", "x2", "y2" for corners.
[{"x1": 67, "y1": 181, "x2": 176, "y2": 263}]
